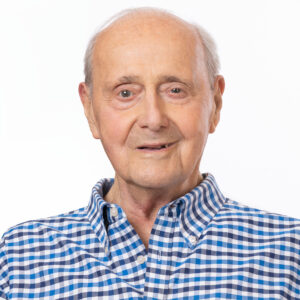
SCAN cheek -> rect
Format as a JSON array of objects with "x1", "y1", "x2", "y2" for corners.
[
  {"x1": 97, "y1": 107, "x2": 132, "y2": 148},
  {"x1": 178, "y1": 106, "x2": 210, "y2": 140}
]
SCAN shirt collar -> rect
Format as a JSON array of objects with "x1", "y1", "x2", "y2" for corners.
[
  {"x1": 173, "y1": 173, "x2": 227, "y2": 247},
  {"x1": 87, "y1": 178, "x2": 114, "y2": 248},
  {"x1": 87, "y1": 173, "x2": 226, "y2": 248}
]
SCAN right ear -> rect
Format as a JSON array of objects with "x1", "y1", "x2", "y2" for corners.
[{"x1": 78, "y1": 82, "x2": 101, "y2": 139}]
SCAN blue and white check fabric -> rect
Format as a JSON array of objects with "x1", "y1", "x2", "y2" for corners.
[{"x1": 1, "y1": 173, "x2": 300, "y2": 299}]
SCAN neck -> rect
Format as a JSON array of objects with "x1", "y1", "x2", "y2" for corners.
[{"x1": 104, "y1": 172, "x2": 203, "y2": 248}]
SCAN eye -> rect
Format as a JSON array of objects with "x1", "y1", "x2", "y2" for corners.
[
  {"x1": 167, "y1": 86, "x2": 187, "y2": 99},
  {"x1": 119, "y1": 89, "x2": 132, "y2": 98},
  {"x1": 170, "y1": 87, "x2": 181, "y2": 94},
  {"x1": 114, "y1": 83, "x2": 142, "y2": 105}
]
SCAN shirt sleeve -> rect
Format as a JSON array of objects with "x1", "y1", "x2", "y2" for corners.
[{"x1": 0, "y1": 238, "x2": 9, "y2": 299}]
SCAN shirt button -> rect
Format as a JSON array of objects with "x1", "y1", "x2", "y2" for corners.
[
  {"x1": 189, "y1": 235, "x2": 197, "y2": 245},
  {"x1": 111, "y1": 207, "x2": 118, "y2": 217},
  {"x1": 137, "y1": 255, "x2": 146, "y2": 264}
]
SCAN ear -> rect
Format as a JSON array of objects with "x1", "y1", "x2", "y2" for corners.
[
  {"x1": 209, "y1": 75, "x2": 225, "y2": 133},
  {"x1": 78, "y1": 82, "x2": 101, "y2": 139}
]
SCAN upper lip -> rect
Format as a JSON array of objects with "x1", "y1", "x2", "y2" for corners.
[{"x1": 137, "y1": 142, "x2": 176, "y2": 149}]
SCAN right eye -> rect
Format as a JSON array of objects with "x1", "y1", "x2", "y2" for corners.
[
  {"x1": 113, "y1": 83, "x2": 142, "y2": 108},
  {"x1": 118, "y1": 89, "x2": 133, "y2": 98}
]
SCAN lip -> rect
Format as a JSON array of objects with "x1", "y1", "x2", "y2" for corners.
[{"x1": 136, "y1": 141, "x2": 176, "y2": 152}]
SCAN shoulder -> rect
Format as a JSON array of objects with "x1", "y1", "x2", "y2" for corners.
[
  {"x1": 221, "y1": 198, "x2": 300, "y2": 224},
  {"x1": 0, "y1": 206, "x2": 93, "y2": 253},
  {"x1": 0, "y1": 206, "x2": 105, "y2": 298},
  {"x1": 213, "y1": 198, "x2": 300, "y2": 241}
]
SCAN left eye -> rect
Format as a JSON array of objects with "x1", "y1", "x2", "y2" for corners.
[
  {"x1": 119, "y1": 89, "x2": 132, "y2": 98},
  {"x1": 170, "y1": 87, "x2": 181, "y2": 94}
]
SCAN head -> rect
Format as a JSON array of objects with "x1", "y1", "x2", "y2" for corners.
[{"x1": 79, "y1": 7, "x2": 225, "y2": 192}]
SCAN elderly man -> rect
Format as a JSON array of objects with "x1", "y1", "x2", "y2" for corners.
[{"x1": 1, "y1": 7, "x2": 300, "y2": 300}]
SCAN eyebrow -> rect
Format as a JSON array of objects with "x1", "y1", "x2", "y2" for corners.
[
  {"x1": 114, "y1": 75, "x2": 193, "y2": 88},
  {"x1": 157, "y1": 75, "x2": 194, "y2": 88},
  {"x1": 115, "y1": 76, "x2": 140, "y2": 84}
]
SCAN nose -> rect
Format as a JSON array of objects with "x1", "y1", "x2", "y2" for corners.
[{"x1": 137, "y1": 91, "x2": 169, "y2": 131}]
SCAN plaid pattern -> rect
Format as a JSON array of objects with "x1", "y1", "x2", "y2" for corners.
[{"x1": 1, "y1": 173, "x2": 300, "y2": 299}]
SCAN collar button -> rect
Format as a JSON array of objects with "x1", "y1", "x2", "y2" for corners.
[{"x1": 111, "y1": 207, "x2": 118, "y2": 217}]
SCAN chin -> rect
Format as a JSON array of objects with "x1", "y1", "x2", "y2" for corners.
[{"x1": 130, "y1": 171, "x2": 181, "y2": 190}]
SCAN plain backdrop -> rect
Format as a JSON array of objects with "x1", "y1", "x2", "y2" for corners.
[{"x1": 1, "y1": 0, "x2": 300, "y2": 233}]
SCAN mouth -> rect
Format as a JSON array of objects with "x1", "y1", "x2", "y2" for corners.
[{"x1": 137, "y1": 142, "x2": 175, "y2": 151}]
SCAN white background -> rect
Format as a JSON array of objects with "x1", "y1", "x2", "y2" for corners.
[{"x1": 1, "y1": 0, "x2": 300, "y2": 233}]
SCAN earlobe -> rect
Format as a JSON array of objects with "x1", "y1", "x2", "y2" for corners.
[
  {"x1": 209, "y1": 75, "x2": 225, "y2": 134},
  {"x1": 78, "y1": 82, "x2": 101, "y2": 139}
]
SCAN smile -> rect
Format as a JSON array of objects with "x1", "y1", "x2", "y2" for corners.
[{"x1": 137, "y1": 142, "x2": 175, "y2": 151}]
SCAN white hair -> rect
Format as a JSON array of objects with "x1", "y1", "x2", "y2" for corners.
[{"x1": 83, "y1": 7, "x2": 220, "y2": 91}]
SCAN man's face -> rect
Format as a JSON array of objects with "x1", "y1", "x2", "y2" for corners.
[{"x1": 80, "y1": 16, "x2": 223, "y2": 191}]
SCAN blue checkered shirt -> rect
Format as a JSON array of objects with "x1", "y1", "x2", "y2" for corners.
[{"x1": 1, "y1": 173, "x2": 300, "y2": 299}]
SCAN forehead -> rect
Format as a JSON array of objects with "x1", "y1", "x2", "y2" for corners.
[
  {"x1": 98, "y1": 13, "x2": 197, "y2": 42},
  {"x1": 91, "y1": 14, "x2": 207, "y2": 83}
]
